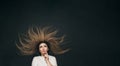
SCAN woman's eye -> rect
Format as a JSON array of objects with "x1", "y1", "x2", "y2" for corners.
[
  {"x1": 44, "y1": 45, "x2": 47, "y2": 47},
  {"x1": 39, "y1": 46, "x2": 42, "y2": 48}
]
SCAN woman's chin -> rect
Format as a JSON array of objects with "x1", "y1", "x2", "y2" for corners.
[{"x1": 42, "y1": 52, "x2": 47, "y2": 55}]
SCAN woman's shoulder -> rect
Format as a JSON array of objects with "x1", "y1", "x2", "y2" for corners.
[
  {"x1": 33, "y1": 56, "x2": 42, "y2": 59},
  {"x1": 49, "y1": 55, "x2": 56, "y2": 59},
  {"x1": 33, "y1": 55, "x2": 56, "y2": 59}
]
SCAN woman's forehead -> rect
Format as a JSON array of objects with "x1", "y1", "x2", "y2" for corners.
[{"x1": 39, "y1": 43, "x2": 47, "y2": 46}]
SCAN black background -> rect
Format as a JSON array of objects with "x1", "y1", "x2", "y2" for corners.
[{"x1": 0, "y1": 0, "x2": 119, "y2": 66}]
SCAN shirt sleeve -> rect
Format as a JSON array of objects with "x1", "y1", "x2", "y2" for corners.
[
  {"x1": 52, "y1": 57, "x2": 58, "y2": 66},
  {"x1": 31, "y1": 57, "x2": 37, "y2": 66}
]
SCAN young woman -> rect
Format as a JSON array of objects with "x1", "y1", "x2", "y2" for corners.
[{"x1": 16, "y1": 26, "x2": 69, "y2": 66}]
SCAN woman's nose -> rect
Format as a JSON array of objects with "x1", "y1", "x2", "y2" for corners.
[{"x1": 42, "y1": 47, "x2": 45, "y2": 50}]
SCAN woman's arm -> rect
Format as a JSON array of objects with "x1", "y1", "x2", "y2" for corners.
[
  {"x1": 45, "y1": 59, "x2": 53, "y2": 66},
  {"x1": 44, "y1": 54, "x2": 53, "y2": 66},
  {"x1": 44, "y1": 54, "x2": 57, "y2": 66},
  {"x1": 31, "y1": 57, "x2": 37, "y2": 66},
  {"x1": 52, "y1": 57, "x2": 57, "y2": 66}
]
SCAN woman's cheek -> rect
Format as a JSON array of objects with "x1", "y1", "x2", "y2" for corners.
[
  {"x1": 45, "y1": 47, "x2": 48, "y2": 51},
  {"x1": 39, "y1": 48, "x2": 42, "y2": 52}
]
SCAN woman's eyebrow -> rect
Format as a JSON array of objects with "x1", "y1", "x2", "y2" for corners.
[{"x1": 39, "y1": 46, "x2": 42, "y2": 47}]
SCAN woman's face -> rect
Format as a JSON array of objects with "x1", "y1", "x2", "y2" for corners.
[{"x1": 39, "y1": 43, "x2": 49, "y2": 55}]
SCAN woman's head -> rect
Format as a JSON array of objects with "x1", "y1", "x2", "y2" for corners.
[
  {"x1": 36, "y1": 41, "x2": 51, "y2": 55},
  {"x1": 39, "y1": 43, "x2": 49, "y2": 55}
]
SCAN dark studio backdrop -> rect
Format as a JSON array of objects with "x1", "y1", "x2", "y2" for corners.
[{"x1": 0, "y1": 0, "x2": 119, "y2": 66}]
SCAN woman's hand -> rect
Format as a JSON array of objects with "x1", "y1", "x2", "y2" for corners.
[
  {"x1": 43, "y1": 53, "x2": 49, "y2": 61},
  {"x1": 43, "y1": 53, "x2": 53, "y2": 66}
]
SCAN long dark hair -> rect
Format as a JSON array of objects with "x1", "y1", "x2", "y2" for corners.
[{"x1": 16, "y1": 26, "x2": 69, "y2": 55}]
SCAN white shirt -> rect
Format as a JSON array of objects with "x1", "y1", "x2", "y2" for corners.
[{"x1": 32, "y1": 55, "x2": 57, "y2": 66}]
